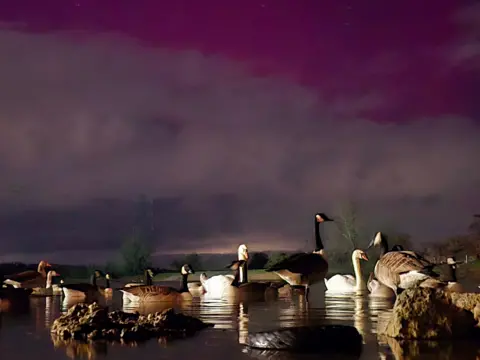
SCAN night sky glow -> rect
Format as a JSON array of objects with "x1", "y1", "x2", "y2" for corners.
[{"x1": 0, "y1": 0, "x2": 479, "y2": 262}]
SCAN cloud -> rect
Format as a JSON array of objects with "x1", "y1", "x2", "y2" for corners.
[{"x1": 0, "y1": 30, "x2": 479, "y2": 256}]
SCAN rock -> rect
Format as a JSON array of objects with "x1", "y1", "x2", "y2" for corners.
[
  {"x1": 378, "y1": 287, "x2": 476, "y2": 339},
  {"x1": 246, "y1": 325, "x2": 362, "y2": 355},
  {"x1": 51, "y1": 303, "x2": 213, "y2": 343}
]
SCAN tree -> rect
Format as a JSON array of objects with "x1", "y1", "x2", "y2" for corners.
[
  {"x1": 248, "y1": 252, "x2": 269, "y2": 269},
  {"x1": 120, "y1": 228, "x2": 152, "y2": 275},
  {"x1": 335, "y1": 201, "x2": 360, "y2": 249}
]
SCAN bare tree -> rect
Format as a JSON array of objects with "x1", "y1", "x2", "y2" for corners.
[{"x1": 335, "y1": 201, "x2": 360, "y2": 249}]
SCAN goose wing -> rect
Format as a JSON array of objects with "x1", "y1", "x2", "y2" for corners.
[
  {"x1": 381, "y1": 251, "x2": 434, "y2": 274},
  {"x1": 122, "y1": 285, "x2": 178, "y2": 296},
  {"x1": 4, "y1": 270, "x2": 41, "y2": 283},
  {"x1": 266, "y1": 253, "x2": 327, "y2": 275}
]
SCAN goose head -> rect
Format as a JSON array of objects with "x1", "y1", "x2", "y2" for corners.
[
  {"x1": 226, "y1": 260, "x2": 246, "y2": 271},
  {"x1": 238, "y1": 244, "x2": 249, "y2": 261},
  {"x1": 181, "y1": 264, "x2": 195, "y2": 275},
  {"x1": 391, "y1": 244, "x2": 404, "y2": 251},
  {"x1": 367, "y1": 232, "x2": 385, "y2": 249},
  {"x1": 37, "y1": 260, "x2": 52, "y2": 274},
  {"x1": 145, "y1": 268, "x2": 156, "y2": 278},
  {"x1": 315, "y1": 213, "x2": 334, "y2": 223},
  {"x1": 352, "y1": 249, "x2": 369, "y2": 261},
  {"x1": 93, "y1": 270, "x2": 105, "y2": 278}
]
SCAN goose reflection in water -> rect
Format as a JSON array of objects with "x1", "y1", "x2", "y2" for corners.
[
  {"x1": 51, "y1": 333, "x2": 108, "y2": 360},
  {"x1": 238, "y1": 302, "x2": 249, "y2": 345},
  {"x1": 378, "y1": 335, "x2": 480, "y2": 360}
]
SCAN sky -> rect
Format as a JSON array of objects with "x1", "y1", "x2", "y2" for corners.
[{"x1": 0, "y1": 0, "x2": 479, "y2": 263}]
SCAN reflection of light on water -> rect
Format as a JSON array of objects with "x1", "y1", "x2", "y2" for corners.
[
  {"x1": 325, "y1": 295, "x2": 356, "y2": 321},
  {"x1": 238, "y1": 302, "x2": 248, "y2": 345},
  {"x1": 369, "y1": 298, "x2": 394, "y2": 335},
  {"x1": 199, "y1": 297, "x2": 239, "y2": 329},
  {"x1": 51, "y1": 333, "x2": 108, "y2": 360}
]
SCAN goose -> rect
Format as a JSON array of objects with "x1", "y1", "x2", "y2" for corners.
[
  {"x1": 265, "y1": 213, "x2": 333, "y2": 299},
  {"x1": 3, "y1": 261, "x2": 52, "y2": 288},
  {"x1": 120, "y1": 264, "x2": 194, "y2": 303},
  {"x1": 366, "y1": 232, "x2": 438, "y2": 295},
  {"x1": 60, "y1": 270, "x2": 106, "y2": 300},
  {"x1": 30, "y1": 270, "x2": 61, "y2": 296},
  {"x1": 367, "y1": 272, "x2": 395, "y2": 298},
  {"x1": 196, "y1": 244, "x2": 249, "y2": 297},
  {"x1": 200, "y1": 260, "x2": 257, "y2": 300},
  {"x1": 124, "y1": 268, "x2": 155, "y2": 288},
  {"x1": 324, "y1": 249, "x2": 369, "y2": 294},
  {"x1": 420, "y1": 257, "x2": 465, "y2": 292}
]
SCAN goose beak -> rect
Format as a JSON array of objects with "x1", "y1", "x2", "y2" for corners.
[{"x1": 361, "y1": 253, "x2": 369, "y2": 261}]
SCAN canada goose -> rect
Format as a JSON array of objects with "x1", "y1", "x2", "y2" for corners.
[
  {"x1": 60, "y1": 270, "x2": 106, "y2": 300},
  {"x1": 120, "y1": 264, "x2": 194, "y2": 303},
  {"x1": 265, "y1": 213, "x2": 333, "y2": 299},
  {"x1": 366, "y1": 232, "x2": 438, "y2": 295},
  {"x1": 366, "y1": 272, "x2": 395, "y2": 298},
  {"x1": 30, "y1": 270, "x2": 61, "y2": 296},
  {"x1": 3, "y1": 261, "x2": 52, "y2": 288},
  {"x1": 124, "y1": 268, "x2": 155, "y2": 288},
  {"x1": 196, "y1": 244, "x2": 249, "y2": 297},
  {"x1": 324, "y1": 249, "x2": 369, "y2": 294},
  {"x1": 424, "y1": 257, "x2": 465, "y2": 293},
  {"x1": 102, "y1": 274, "x2": 113, "y2": 297}
]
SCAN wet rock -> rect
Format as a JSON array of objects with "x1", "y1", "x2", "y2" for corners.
[
  {"x1": 51, "y1": 302, "x2": 213, "y2": 343},
  {"x1": 246, "y1": 325, "x2": 362, "y2": 355},
  {"x1": 378, "y1": 287, "x2": 476, "y2": 339}
]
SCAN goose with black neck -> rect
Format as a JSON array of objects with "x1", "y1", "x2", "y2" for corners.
[{"x1": 265, "y1": 213, "x2": 333, "y2": 300}]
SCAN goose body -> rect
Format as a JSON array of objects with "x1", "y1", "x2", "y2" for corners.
[
  {"x1": 61, "y1": 270, "x2": 105, "y2": 300},
  {"x1": 367, "y1": 232, "x2": 438, "y2": 295},
  {"x1": 3, "y1": 261, "x2": 52, "y2": 288},
  {"x1": 199, "y1": 244, "x2": 248, "y2": 298},
  {"x1": 121, "y1": 264, "x2": 194, "y2": 303},
  {"x1": 324, "y1": 249, "x2": 369, "y2": 294},
  {"x1": 367, "y1": 272, "x2": 395, "y2": 298},
  {"x1": 265, "y1": 213, "x2": 333, "y2": 299},
  {"x1": 30, "y1": 270, "x2": 61, "y2": 296}
]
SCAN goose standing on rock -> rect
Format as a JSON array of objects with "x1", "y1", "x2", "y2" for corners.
[
  {"x1": 366, "y1": 232, "x2": 438, "y2": 295},
  {"x1": 120, "y1": 264, "x2": 195, "y2": 304},
  {"x1": 265, "y1": 213, "x2": 333, "y2": 300},
  {"x1": 60, "y1": 270, "x2": 106, "y2": 301},
  {"x1": 324, "y1": 249, "x2": 369, "y2": 295},
  {"x1": 3, "y1": 261, "x2": 52, "y2": 288}
]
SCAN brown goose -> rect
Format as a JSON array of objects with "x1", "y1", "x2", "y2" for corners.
[
  {"x1": 265, "y1": 213, "x2": 333, "y2": 299},
  {"x1": 120, "y1": 264, "x2": 194, "y2": 303},
  {"x1": 366, "y1": 232, "x2": 438, "y2": 295},
  {"x1": 3, "y1": 261, "x2": 52, "y2": 288},
  {"x1": 124, "y1": 268, "x2": 155, "y2": 288}
]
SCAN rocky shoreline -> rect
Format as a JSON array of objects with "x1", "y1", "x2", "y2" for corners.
[{"x1": 51, "y1": 303, "x2": 213, "y2": 342}]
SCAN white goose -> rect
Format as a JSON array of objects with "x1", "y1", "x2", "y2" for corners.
[
  {"x1": 324, "y1": 249, "x2": 368, "y2": 294},
  {"x1": 197, "y1": 244, "x2": 248, "y2": 299}
]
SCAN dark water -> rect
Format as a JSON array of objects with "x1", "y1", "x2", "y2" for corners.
[{"x1": 1, "y1": 281, "x2": 479, "y2": 360}]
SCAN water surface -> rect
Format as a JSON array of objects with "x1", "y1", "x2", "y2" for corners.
[{"x1": 1, "y1": 281, "x2": 479, "y2": 360}]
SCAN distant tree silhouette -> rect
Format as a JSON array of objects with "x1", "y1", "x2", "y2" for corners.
[
  {"x1": 248, "y1": 252, "x2": 269, "y2": 269},
  {"x1": 335, "y1": 201, "x2": 360, "y2": 249},
  {"x1": 120, "y1": 228, "x2": 152, "y2": 275}
]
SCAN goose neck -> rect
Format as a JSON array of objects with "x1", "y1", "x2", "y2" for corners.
[
  {"x1": 314, "y1": 221, "x2": 324, "y2": 252},
  {"x1": 180, "y1": 273, "x2": 189, "y2": 292}
]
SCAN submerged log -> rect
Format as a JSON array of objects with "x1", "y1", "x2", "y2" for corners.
[{"x1": 246, "y1": 325, "x2": 362, "y2": 355}]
